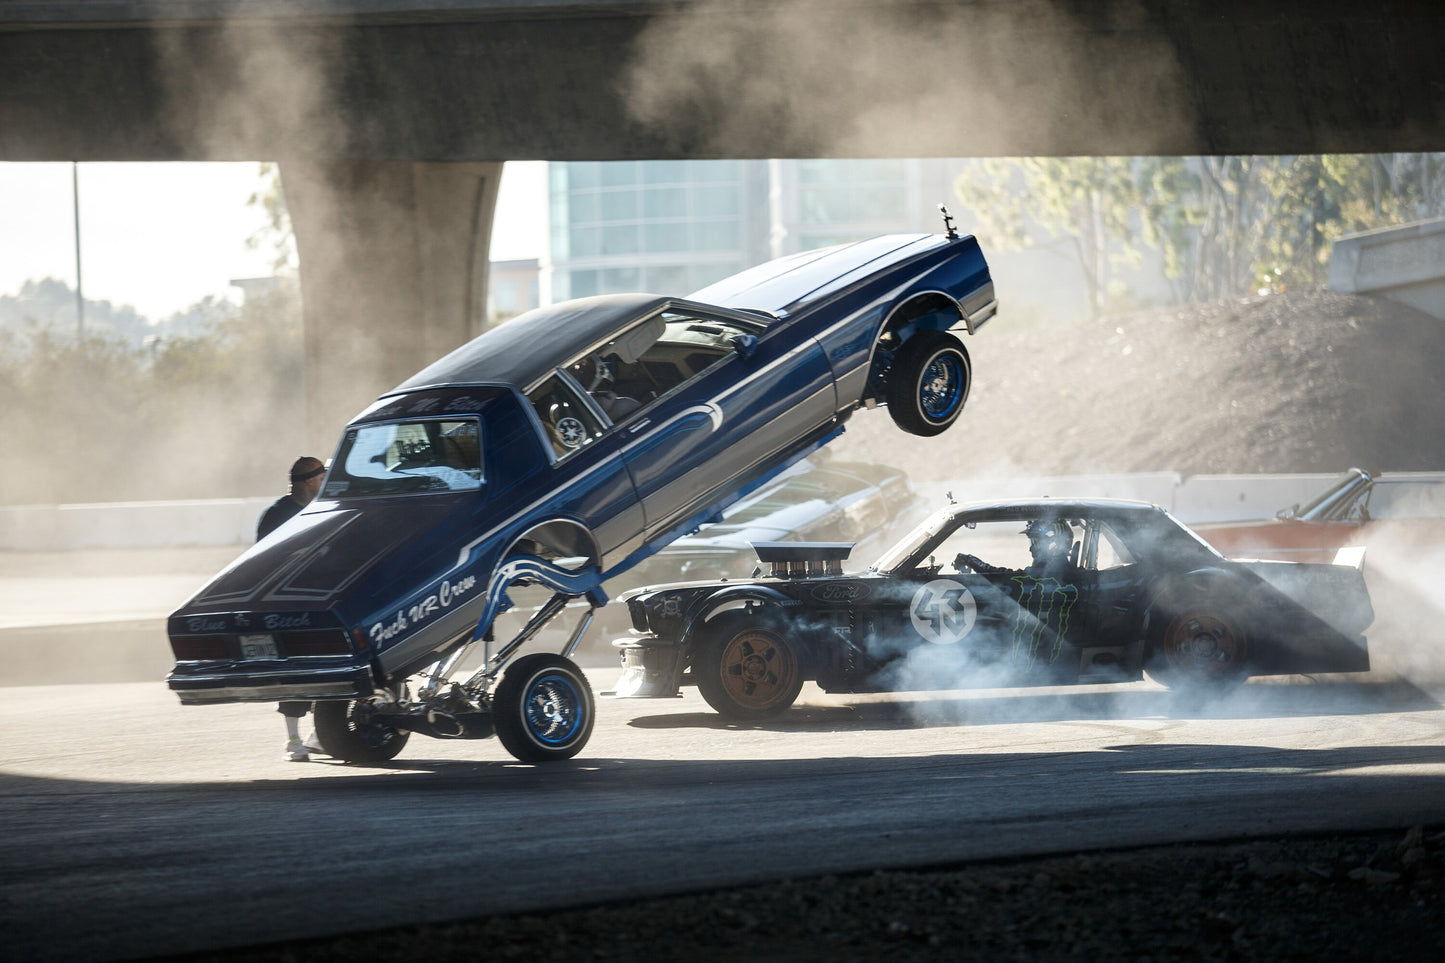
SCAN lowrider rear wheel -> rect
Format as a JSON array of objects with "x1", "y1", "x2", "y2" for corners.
[
  {"x1": 312, "y1": 699, "x2": 410, "y2": 763},
  {"x1": 494, "y1": 654, "x2": 595, "y2": 762},
  {"x1": 696, "y1": 612, "x2": 804, "y2": 720},
  {"x1": 1145, "y1": 577, "x2": 1251, "y2": 691},
  {"x1": 885, "y1": 330, "x2": 971, "y2": 436}
]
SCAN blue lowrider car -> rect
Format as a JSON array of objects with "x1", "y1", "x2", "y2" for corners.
[{"x1": 167, "y1": 216, "x2": 997, "y2": 762}]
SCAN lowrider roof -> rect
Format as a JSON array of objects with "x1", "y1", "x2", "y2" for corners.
[{"x1": 389, "y1": 293, "x2": 670, "y2": 395}]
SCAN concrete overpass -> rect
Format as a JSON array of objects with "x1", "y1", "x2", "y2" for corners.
[{"x1": 4, "y1": 0, "x2": 1444, "y2": 442}]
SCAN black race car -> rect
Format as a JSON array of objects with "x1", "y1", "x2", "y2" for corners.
[{"x1": 610, "y1": 498, "x2": 1374, "y2": 719}]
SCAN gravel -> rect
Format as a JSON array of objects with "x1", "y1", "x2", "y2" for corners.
[
  {"x1": 184, "y1": 826, "x2": 1444, "y2": 962},
  {"x1": 833, "y1": 289, "x2": 1445, "y2": 478}
]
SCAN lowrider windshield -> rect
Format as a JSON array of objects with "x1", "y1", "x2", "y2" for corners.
[{"x1": 324, "y1": 418, "x2": 482, "y2": 498}]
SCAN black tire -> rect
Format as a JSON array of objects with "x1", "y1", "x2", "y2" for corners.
[
  {"x1": 312, "y1": 699, "x2": 410, "y2": 763},
  {"x1": 1144, "y1": 576, "x2": 1251, "y2": 691},
  {"x1": 493, "y1": 654, "x2": 595, "y2": 762},
  {"x1": 695, "y1": 611, "x2": 804, "y2": 720},
  {"x1": 884, "y1": 330, "x2": 971, "y2": 436}
]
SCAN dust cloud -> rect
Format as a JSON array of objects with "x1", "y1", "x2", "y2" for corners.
[
  {"x1": 146, "y1": 19, "x2": 432, "y2": 453},
  {"x1": 1353, "y1": 531, "x2": 1445, "y2": 690},
  {"x1": 622, "y1": 0, "x2": 1195, "y2": 159}
]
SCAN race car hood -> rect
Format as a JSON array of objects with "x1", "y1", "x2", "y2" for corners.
[{"x1": 689, "y1": 234, "x2": 941, "y2": 316}]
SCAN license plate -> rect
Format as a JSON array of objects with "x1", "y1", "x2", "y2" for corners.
[{"x1": 239, "y1": 633, "x2": 279, "y2": 660}]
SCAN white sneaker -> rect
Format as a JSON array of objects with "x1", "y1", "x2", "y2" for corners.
[
  {"x1": 284, "y1": 737, "x2": 310, "y2": 762},
  {"x1": 302, "y1": 732, "x2": 325, "y2": 755}
]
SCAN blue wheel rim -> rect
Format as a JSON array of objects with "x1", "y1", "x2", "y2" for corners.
[
  {"x1": 919, "y1": 353, "x2": 964, "y2": 420},
  {"x1": 523, "y1": 672, "x2": 584, "y2": 745}
]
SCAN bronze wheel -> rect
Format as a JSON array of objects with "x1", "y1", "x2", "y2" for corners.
[
  {"x1": 695, "y1": 613, "x2": 804, "y2": 720},
  {"x1": 1146, "y1": 578, "x2": 1250, "y2": 691}
]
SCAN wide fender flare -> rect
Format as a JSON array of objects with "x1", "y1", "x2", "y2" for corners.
[
  {"x1": 1141, "y1": 565, "x2": 1252, "y2": 641},
  {"x1": 679, "y1": 585, "x2": 801, "y2": 651}
]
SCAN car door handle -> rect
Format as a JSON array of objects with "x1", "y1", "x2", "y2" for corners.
[{"x1": 628, "y1": 419, "x2": 652, "y2": 434}]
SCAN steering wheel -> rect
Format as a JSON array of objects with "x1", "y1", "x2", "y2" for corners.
[{"x1": 954, "y1": 552, "x2": 988, "y2": 573}]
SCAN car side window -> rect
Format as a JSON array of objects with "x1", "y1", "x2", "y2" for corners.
[
  {"x1": 526, "y1": 374, "x2": 606, "y2": 460},
  {"x1": 566, "y1": 310, "x2": 757, "y2": 422},
  {"x1": 1088, "y1": 522, "x2": 1135, "y2": 571},
  {"x1": 937, "y1": 520, "x2": 1032, "y2": 574}
]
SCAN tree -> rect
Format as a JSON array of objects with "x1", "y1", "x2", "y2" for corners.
[
  {"x1": 0, "y1": 284, "x2": 305, "y2": 505},
  {"x1": 959, "y1": 153, "x2": 1445, "y2": 311},
  {"x1": 247, "y1": 162, "x2": 298, "y2": 275},
  {"x1": 953, "y1": 157, "x2": 1147, "y2": 318}
]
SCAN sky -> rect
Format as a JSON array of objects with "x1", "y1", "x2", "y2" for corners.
[{"x1": 0, "y1": 161, "x2": 549, "y2": 321}]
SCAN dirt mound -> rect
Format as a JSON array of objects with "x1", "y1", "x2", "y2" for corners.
[{"x1": 835, "y1": 289, "x2": 1445, "y2": 479}]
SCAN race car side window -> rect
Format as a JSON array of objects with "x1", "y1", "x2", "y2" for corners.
[
  {"x1": 526, "y1": 374, "x2": 606, "y2": 460},
  {"x1": 1088, "y1": 522, "x2": 1135, "y2": 571}
]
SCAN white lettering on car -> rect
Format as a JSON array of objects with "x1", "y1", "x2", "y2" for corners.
[
  {"x1": 369, "y1": 574, "x2": 479, "y2": 645},
  {"x1": 263, "y1": 613, "x2": 313, "y2": 631}
]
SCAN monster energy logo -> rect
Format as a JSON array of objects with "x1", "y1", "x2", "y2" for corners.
[{"x1": 1009, "y1": 575, "x2": 1079, "y2": 667}]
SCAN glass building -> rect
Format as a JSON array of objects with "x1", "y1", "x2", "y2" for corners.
[
  {"x1": 546, "y1": 157, "x2": 1178, "y2": 322},
  {"x1": 546, "y1": 158, "x2": 957, "y2": 303},
  {"x1": 547, "y1": 160, "x2": 772, "y2": 302}
]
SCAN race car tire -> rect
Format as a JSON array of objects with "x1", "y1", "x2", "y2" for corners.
[
  {"x1": 885, "y1": 330, "x2": 971, "y2": 437},
  {"x1": 1144, "y1": 576, "x2": 1251, "y2": 691},
  {"x1": 695, "y1": 611, "x2": 804, "y2": 720},
  {"x1": 494, "y1": 653, "x2": 595, "y2": 762},
  {"x1": 312, "y1": 699, "x2": 410, "y2": 763}
]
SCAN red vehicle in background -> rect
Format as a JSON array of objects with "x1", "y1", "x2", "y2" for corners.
[{"x1": 1195, "y1": 468, "x2": 1445, "y2": 563}]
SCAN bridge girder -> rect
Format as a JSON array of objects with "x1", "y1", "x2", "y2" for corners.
[
  {"x1": 4, "y1": 1, "x2": 1443, "y2": 447},
  {"x1": 2, "y1": 1, "x2": 1442, "y2": 162}
]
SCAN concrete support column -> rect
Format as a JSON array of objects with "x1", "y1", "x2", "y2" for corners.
[{"x1": 280, "y1": 160, "x2": 503, "y2": 451}]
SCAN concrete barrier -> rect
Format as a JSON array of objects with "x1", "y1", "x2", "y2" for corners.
[
  {"x1": 0, "y1": 497, "x2": 273, "y2": 552},
  {"x1": 1172, "y1": 474, "x2": 1337, "y2": 523},
  {"x1": 0, "y1": 474, "x2": 1350, "y2": 552}
]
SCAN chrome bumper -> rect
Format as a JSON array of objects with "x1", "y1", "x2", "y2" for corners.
[{"x1": 167, "y1": 663, "x2": 377, "y2": 705}]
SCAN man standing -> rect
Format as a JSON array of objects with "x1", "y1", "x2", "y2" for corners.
[
  {"x1": 258, "y1": 456, "x2": 326, "y2": 760},
  {"x1": 257, "y1": 456, "x2": 326, "y2": 540}
]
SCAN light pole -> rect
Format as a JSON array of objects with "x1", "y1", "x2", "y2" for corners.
[{"x1": 72, "y1": 162, "x2": 84, "y2": 335}]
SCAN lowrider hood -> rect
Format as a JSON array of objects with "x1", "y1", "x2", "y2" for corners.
[{"x1": 176, "y1": 499, "x2": 464, "y2": 613}]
